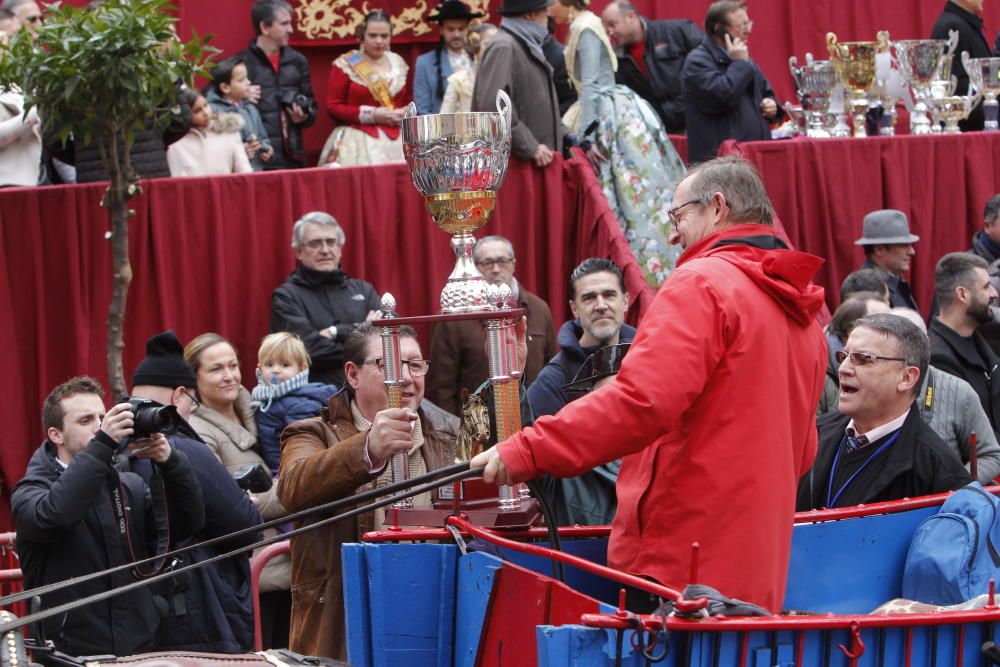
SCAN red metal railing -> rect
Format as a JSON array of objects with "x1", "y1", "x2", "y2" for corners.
[
  {"x1": 249, "y1": 540, "x2": 290, "y2": 652},
  {"x1": 0, "y1": 533, "x2": 24, "y2": 618}
]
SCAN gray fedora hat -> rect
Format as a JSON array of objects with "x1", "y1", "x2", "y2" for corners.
[{"x1": 854, "y1": 209, "x2": 920, "y2": 246}]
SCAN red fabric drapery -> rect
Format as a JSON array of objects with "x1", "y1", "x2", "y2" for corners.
[
  {"x1": 720, "y1": 132, "x2": 1000, "y2": 314},
  {"x1": 0, "y1": 156, "x2": 649, "y2": 530}
]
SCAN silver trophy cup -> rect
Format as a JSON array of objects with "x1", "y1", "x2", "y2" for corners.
[
  {"x1": 892, "y1": 37, "x2": 953, "y2": 134},
  {"x1": 401, "y1": 90, "x2": 512, "y2": 313},
  {"x1": 963, "y1": 52, "x2": 1000, "y2": 130},
  {"x1": 789, "y1": 56, "x2": 839, "y2": 138}
]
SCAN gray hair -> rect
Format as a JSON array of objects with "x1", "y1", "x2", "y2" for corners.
[
  {"x1": 684, "y1": 156, "x2": 775, "y2": 227},
  {"x1": 984, "y1": 193, "x2": 1000, "y2": 226},
  {"x1": 935, "y1": 252, "x2": 988, "y2": 308},
  {"x1": 251, "y1": 0, "x2": 293, "y2": 35},
  {"x1": 291, "y1": 211, "x2": 345, "y2": 249},
  {"x1": 474, "y1": 235, "x2": 516, "y2": 261},
  {"x1": 889, "y1": 308, "x2": 927, "y2": 336},
  {"x1": 854, "y1": 312, "x2": 928, "y2": 397}
]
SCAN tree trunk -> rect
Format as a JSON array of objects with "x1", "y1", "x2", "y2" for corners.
[{"x1": 104, "y1": 131, "x2": 132, "y2": 399}]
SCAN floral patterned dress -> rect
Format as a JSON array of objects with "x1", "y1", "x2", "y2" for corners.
[{"x1": 563, "y1": 12, "x2": 686, "y2": 288}]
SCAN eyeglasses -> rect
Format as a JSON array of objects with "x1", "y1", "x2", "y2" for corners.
[
  {"x1": 362, "y1": 358, "x2": 431, "y2": 377},
  {"x1": 835, "y1": 350, "x2": 907, "y2": 366},
  {"x1": 667, "y1": 199, "x2": 702, "y2": 228},
  {"x1": 728, "y1": 19, "x2": 753, "y2": 31},
  {"x1": 304, "y1": 237, "x2": 341, "y2": 250},
  {"x1": 181, "y1": 389, "x2": 200, "y2": 409},
  {"x1": 475, "y1": 257, "x2": 514, "y2": 269}
]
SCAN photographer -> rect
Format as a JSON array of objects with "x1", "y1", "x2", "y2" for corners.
[
  {"x1": 129, "y1": 331, "x2": 263, "y2": 654},
  {"x1": 11, "y1": 376, "x2": 204, "y2": 657}
]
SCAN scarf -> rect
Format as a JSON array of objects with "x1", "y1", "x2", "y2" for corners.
[
  {"x1": 252, "y1": 368, "x2": 310, "y2": 412},
  {"x1": 975, "y1": 230, "x2": 1000, "y2": 263},
  {"x1": 501, "y1": 17, "x2": 548, "y2": 63}
]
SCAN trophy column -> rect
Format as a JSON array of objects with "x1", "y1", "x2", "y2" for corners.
[{"x1": 377, "y1": 293, "x2": 413, "y2": 509}]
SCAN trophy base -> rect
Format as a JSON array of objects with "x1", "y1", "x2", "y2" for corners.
[
  {"x1": 425, "y1": 190, "x2": 496, "y2": 236},
  {"x1": 441, "y1": 275, "x2": 491, "y2": 313}
]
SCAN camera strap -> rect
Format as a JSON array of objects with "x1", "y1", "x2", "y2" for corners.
[{"x1": 107, "y1": 468, "x2": 171, "y2": 579}]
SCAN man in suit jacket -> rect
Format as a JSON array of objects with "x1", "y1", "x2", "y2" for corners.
[
  {"x1": 798, "y1": 313, "x2": 967, "y2": 511},
  {"x1": 472, "y1": 0, "x2": 563, "y2": 167},
  {"x1": 413, "y1": 1, "x2": 483, "y2": 114}
]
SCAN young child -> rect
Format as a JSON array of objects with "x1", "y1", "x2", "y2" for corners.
[
  {"x1": 206, "y1": 56, "x2": 273, "y2": 172},
  {"x1": 166, "y1": 88, "x2": 252, "y2": 177},
  {"x1": 252, "y1": 332, "x2": 339, "y2": 472}
]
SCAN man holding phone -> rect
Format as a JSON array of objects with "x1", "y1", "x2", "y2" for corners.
[{"x1": 681, "y1": 0, "x2": 782, "y2": 163}]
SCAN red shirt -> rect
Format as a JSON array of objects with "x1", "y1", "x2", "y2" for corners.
[
  {"x1": 267, "y1": 52, "x2": 281, "y2": 72},
  {"x1": 627, "y1": 40, "x2": 649, "y2": 77}
]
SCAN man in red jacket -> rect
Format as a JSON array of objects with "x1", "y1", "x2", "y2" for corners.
[{"x1": 472, "y1": 156, "x2": 827, "y2": 613}]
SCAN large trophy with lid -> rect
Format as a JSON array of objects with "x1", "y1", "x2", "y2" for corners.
[{"x1": 370, "y1": 91, "x2": 538, "y2": 529}]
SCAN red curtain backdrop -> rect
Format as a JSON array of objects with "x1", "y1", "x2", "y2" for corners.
[
  {"x1": 173, "y1": 0, "x2": 1000, "y2": 165},
  {"x1": 720, "y1": 132, "x2": 1000, "y2": 315},
  {"x1": 0, "y1": 156, "x2": 649, "y2": 530}
]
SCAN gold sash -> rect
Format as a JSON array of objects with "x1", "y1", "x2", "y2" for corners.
[{"x1": 348, "y1": 54, "x2": 396, "y2": 109}]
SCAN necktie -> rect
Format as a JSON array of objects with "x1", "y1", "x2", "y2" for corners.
[{"x1": 845, "y1": 433, "x2": 869, "y2": 453}]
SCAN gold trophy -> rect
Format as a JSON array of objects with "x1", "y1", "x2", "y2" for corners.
[{"x1": 827, "y1": 31, "x2": 891, "y2": 137}]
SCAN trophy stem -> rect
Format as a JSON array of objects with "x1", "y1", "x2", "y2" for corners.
[
  {"x1": 849, "y1": 97, "x2": 869, "y2": 138},
  {"x1": 911, "y1": 99, "x2": 933, "y2": 135},
  {"x1": 439, "y1": 231, "x2": 490, "y2": 313},
  {"x1": 985, "y1": 94, "x2": 999, "y2": 131},
  {"x1": 806, "y1": 111, "x2": 831, "y2": 138}
]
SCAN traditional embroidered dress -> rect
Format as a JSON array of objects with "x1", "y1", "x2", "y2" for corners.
[
  {"x1": 320, "y1": 49, "x2": 410, "y2": 167},
  {"x1": 563, "y1": 11, "x2": 686, "y2": 288}
]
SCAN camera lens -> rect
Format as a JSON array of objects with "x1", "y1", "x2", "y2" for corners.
[{"x1": 134, "y1": 404, "x2": 181, "y2": 437}]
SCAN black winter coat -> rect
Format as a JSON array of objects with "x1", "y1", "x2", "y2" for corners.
[
  {"x1": 75, "y1": 86, "x2": 191, "y2": 183},
  {"x1": 238, "y1": 41, "x2": 316, "y2": 170},
  {"x1": 931, "y1": 1, "x2": 991, "y2": 132},
  {"x1": 682, "y1": 37, "x2": 781, "y2": 164},
  {"x1": 128, "y1": 420, "x2": 263, "y2": 654},
  {"x1": 270, "y1": 266, "x2": 380, "y2": 386},
  {"x1": 615, "y1": 18, "x2": 704, "y2": 133},
  {"x1": 797, "y1": 409, "x2": 968, "y2": 511},
  {"x1": 929, "y1": 317, "x2": 1000, "y2": 434},
  {"x1": 11, "y1": 435, "x2": 204, "y2": 657},
  {"x1": 542, "y1": 35, "x2": 578, "y2": 116}
]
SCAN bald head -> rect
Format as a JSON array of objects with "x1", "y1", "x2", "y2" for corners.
[{"x1": 601, "y1": 0, "x2": 643, "y2": 47}]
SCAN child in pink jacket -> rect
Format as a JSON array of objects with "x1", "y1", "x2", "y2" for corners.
[{"x1": 167, "y1": 89, "x2": 252, "y2": 177}]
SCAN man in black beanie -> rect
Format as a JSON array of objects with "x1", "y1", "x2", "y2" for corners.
[{"x1": 130, "y1": 330, "x2": 264, "y2": 654}]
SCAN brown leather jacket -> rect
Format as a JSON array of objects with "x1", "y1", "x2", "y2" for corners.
[
  {"x1": 276, "y1": 389, "x2": 458, "y2": 660},
  {"x1": 426, "y1": 286, "x2": 556, "y2": 415}
]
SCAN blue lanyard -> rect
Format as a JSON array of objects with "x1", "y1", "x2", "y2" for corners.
[{"x1": 825, "y1": 429, "x2": 902, "y2": 508}]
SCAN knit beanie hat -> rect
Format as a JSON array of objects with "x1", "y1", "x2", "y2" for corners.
[{"x1": 131, "y1": 330, "x2": 198, "y2": 389}]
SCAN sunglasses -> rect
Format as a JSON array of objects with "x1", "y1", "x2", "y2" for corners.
[{"x1": 835, "y1": 350, "x2": 907, "y2": 366}]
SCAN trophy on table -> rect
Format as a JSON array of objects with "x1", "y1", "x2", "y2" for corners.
[
  {"x1": 962, "y1": 52, "x2": 1000, "y2": 130},
  {"x1": 367, "y1": 90, "x2": 538, "y2": 529},
  {"x1": 892, "y1": 32, "x2": 958, "y2": 134},
  {"x1": 827, "y1": 31, "x2": 891, "y2": 137},
  {"x1": 789, "y1": 55, "x2": 838, "y2": 138}
]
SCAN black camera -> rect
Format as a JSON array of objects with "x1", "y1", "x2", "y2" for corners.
[
  {"x1": 279, "y1": 90, "x2": 317, "y2": 117},
  {"x1": 121, "y1": 398, "x2": 184, "y2": 440},
  {"x1": 231, "y1": 463, "x2": 273, "y2": 493}
]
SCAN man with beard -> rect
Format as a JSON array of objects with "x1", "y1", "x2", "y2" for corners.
[
  {"x1": 527, "y1": 258, "x2": 634, "y2": 418},
  {"x1": 930, "y1": 252, "x2": 1000, "y2": 436},
  {"x1": 856, "y1": 209, "x2": 921, "y2": 313},
  {"x1": 413, "y1": 1, "x2": 483, "y2": 114}
]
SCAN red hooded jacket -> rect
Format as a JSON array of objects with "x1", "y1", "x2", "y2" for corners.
[{"x1": 499, "y1": 223, "x2": 827, "y2": 611}]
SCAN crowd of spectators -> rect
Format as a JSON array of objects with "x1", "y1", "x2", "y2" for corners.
[{"x1": 9, "y1": 0, "x2": 1000, "y2": 662}]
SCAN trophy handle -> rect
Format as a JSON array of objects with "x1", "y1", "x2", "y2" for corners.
[
  {"x1": 402, "y1": 101, "x2": 417, "y2": 120},
  {"x1": 826, "y1": 32, "x2": 839, "y2": 60},
  {"x1": 961, "y1": 50, "x2": 977, "y2": 94},
  {"x1": 945, "y1": 29, "x2": 959, "y2": 58},
  {"x1": 789, "y1": 56, "x2": 802, "y2": 88},
  {"x1": 495, "y1": 89, "x2": 512, "y2": 140}
]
